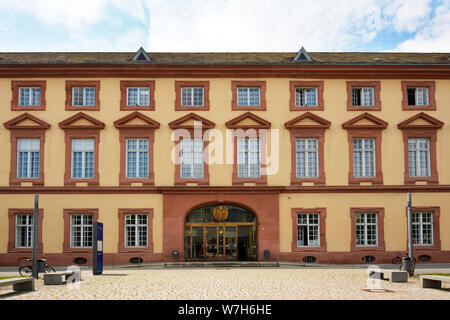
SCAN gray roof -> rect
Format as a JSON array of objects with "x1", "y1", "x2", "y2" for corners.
[{"x1": 0, "y1": 52, "x2": 450, "y2": 65}]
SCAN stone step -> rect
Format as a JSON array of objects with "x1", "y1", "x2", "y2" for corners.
[{"x1": 164, "y1": 262, "x2": 280, "y2": 268}]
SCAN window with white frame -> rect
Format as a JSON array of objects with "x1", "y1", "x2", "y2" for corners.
[
  {"x1": 296, "y1": 138, "x2": 318, "y2": 178},
  {"x1": 297, "y1": 213, "x2": 320, "y2": 247},
  {"x1": 407, "y1": 87, "x2": 429, "y2": 106},
  {"x1": 181, "y1": 87, "x2": 204, "y2": 107},
  {"x1": 15, "y1": 214, "x2": 33, "y2": 248},
  {"x1": 237, "y1": 139, "x2": 260, "y2": 178},
  {"x1": 180, "y1": 139, "x2": 204, "y2": 178},
  {"x1": 237, "y1": 87, "x2": 260, "y2": 106},
  {"x1": 353, "y1": 138, "x2": 375, "y2": 177},
  {"x1": 408, "y1": 138, "x2": 430, "y2": 177},
  {"x1": 412, "y1": 212, "x2": 433, "y2": 246},
  {"x1": 125, "y1": 214, "x2": 148, "y2": 248},
  {"x1": 295, "y1": 87, "x2": 317, "y2": 107},
  {"x1": 70, "y1": 214, "x2": 93, "y2": 247},
  {"x1": 127, "y1": 87, "x2": 150, "y2": 106},
  {"x1": 71, "y1": 139, "x2": 94, "y2": 179},
  {"x1": 72, "y1": 87, "x2": 95, "y2": 106},
  {"x1": 126, "y1": 139, "x2": 149, "y2": 178},
  {"x1": 17, "y1": 139, "x2": 40, "y2": 178},
  {"x1": 19, "y1": 87, "x2": 41, "y2": 106},
  {"x1": 352, "y1": 87, "x2": 374, "y2": 106},
  {"x1": 355, "y1": 213, "x2": 378, "y2": 246}
]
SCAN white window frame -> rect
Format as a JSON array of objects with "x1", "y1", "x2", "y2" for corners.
[
  {"x1": 126, "y1": 139, "x2": 149, "y2": 178},
  {"x1": 72, "y1": 87, "x2": 95, "y2": 106},
  {"x1": 237, "y1": 87, "x2": 260, "y2": 106},
  {"x1": 180, "y1": 138, "x2": 204, "y2": 179},
  {"x1": 181, "y1": 87, "x2": 204, "y2": 107},
  {"x1": 237, "y1": 138, "x2": 261, "y2": 179},
  {"x1": 412, "y1": 212, "x2": 434, "y2": 246},
  {"x1": 353, "y1": 138, "x2": 376, "y2": 178},
  {"x1": 71, "y1": 139, "x2": 95, "y2": 179},
  {"x1": 15, "y1": 214, "x2": 33, "y2": 248},
  {"x1": 126, "y1": 87, "x2": 150, "y2": 106},
  {"x1": 124, "y1": 214, "x2": 148, "y2": 248},
  {"x1": 408, "y1": 138, "x2": 431, "y2": 177},
  {"x1": 296, "y1": 213, "x2": 320, "y2": 247},
  {"x1": 295, "y1": 138, "x2": 319, "y2": 178},
  {"x1": 19, "y1": 87, "x2": 41, "y2": 106},
  {"x1": 70, "y1": 214, "x2": 93, "y2": 248},
  {"x1": 17, "y1": 139, "x2": 40, "y2": 179},
  {"x1": 355, "y1": 213, "x2": 378, "y2": 247},
  {"x1": 295, "y1": 87, "x2": 318, "y2": 107},
  {"x1": 408, "y1": 87, "x2": 429, "y2": 106},
  {"x1": 352, "y1": 87, "x2": 374, "y2": 106}
]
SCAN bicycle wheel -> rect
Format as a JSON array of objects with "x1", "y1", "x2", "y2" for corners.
[
  {"x1": 392, "y1": 257, "x2": 401, "y2": 265},
  {"x1": 46, "y1": 266, "x2": 56, "y2": 273},
  {"x1": 18, "y1": 266, "x2": 33, "y2": 277}
]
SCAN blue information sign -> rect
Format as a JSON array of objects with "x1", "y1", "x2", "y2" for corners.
[{"x1": 93, "y1": 222, "x2": 103, "y2": 275}]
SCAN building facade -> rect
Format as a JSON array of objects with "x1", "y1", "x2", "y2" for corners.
[{"x1": 0, "y1": 48, "x2": 449, "y2": 266}]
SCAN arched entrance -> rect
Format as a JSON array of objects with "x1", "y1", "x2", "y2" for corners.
[{"x1": 184, "y1": 204, "x2": 258, "y2": 261}]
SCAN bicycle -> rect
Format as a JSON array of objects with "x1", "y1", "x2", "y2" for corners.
[
  {"x1": 18, "y1": 256, "x2": 56, "y2": 278},
  {"x1": 392, "y1": 252, "x2": 416, "y2": 275}
]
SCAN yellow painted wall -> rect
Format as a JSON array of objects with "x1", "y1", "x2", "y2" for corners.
[
  {"x1": 280, "y1": 193, "x2": 450, "y2": 253},
  {"x1": 0, "y1": 78, "x2": 449, "y2": 187},
  {"x1": 0, "y1": 194, "x2": 163, "y2": 254}
]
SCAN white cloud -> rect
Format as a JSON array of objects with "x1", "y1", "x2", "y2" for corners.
[
  {"x1": 383, "y1": 0, "x2": 432, "y2": 33},
  {"x1": 393, "y1": 1, "x2": 450, "y2": 52}
]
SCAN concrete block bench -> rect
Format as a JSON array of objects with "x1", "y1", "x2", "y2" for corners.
[
  {"x1": 0, "y1": 277, "x2": 34, "y2": 292},
  {"x1": 369, "y1": 269, "x2": 408, "y2": 283},
  {"x1": 420, "y1": 275, "x2": 450, "y2": 289},
  {"x1": 44, "y1": 270, "x2": 81, "y2": 285}
]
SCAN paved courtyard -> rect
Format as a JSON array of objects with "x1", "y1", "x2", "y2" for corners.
[{"x1": 1, "y1": 267, "x2": 449, "y2": 300}]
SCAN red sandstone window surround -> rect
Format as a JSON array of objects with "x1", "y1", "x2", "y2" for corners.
[
  {"x1": 120, "y1": 80, "x2": 155, "y2": 111},
  {"x1": 63, "y1": 209, "x2": 99, "y2": 253},
  {"x1": 8, "y1": 209, "x2": 44, "y2": 253},
  {"x1": 401, "y1": 81, "x2": 436, "y2": 110},
  {"x1": 65, "y1": 80, "x2": 100, "y2": 111},
  {"x1": 350, "y1": 208, "x2": 385, "y2": 252},
  {"x1": 291, "y1": 208, "x2": 327, "y2": 252},
  {"x1": 346, "y1": 81, "x2": 381, "y2": 111},
  {"x1": 407, "y1": 207, "x2": 441, "y2": 251},
  {"x1": 118, "y1": 209, "x2": 153, "y2": 253},
  {"x1": 11, "y1": 81, "x2": 46, "y2": 111},
  {"x1": 231, "y1": 81, "x2": 267, "y2": 111},
  {"x1": 174, "y1": 81, "x2": 210, "y2": 111},
  {"x1": 3, "y1": 113, "x2": 51, "y2": 186},
  {"x1": 289, "y1": 81, "x2": 324, "y2": 111}
]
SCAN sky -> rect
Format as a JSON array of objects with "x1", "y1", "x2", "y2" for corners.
[{"x1": 0, "y1": 0, "x2": 449, "y2": 52}]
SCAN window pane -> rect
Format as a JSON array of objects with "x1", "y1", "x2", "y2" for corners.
[{"x1": 127, "y1": 88, "x2": 138, "y2": 105}]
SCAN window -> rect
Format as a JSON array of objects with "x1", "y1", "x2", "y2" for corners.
[
  {"x1": 70, "y1": 214, "x2": 93, "y2": 248},
  {"x1": 296, "y1": 213, "x2": 320, "y2": 247},
  {"x1": 180, "y1": 139, "x2": 204, "y2": 179},
  {"x1": 412, "y1": 212, "x2": 433, "y2": 246},
  {"x1": 125, "y1": 214, "x2": 148, "y2": 248},
  {"x1": 19, "y1": 87, "x2": 41, "y2": 106},
  {"x1": 408, "y1": 138, "x2": 430, "y2": 177},
  {"x1": 15, "y1": 214, "x2": 33, "y2": 248},
  {"x1": 237, "y1": 139, "x2": 260, "y2": 179},
  {"x1": 407, "y1": 87, "x2": 429, "y2": 106},
  {"x1": 296, "y1": 138, "x2": 318, "y2": 178},
  {"x1": 17, "y1": 139, "x2": 40, "y2": 178},
  {"x1": 295, "y1": 88, "x2": 317, "y2": 107},
  {"x1": 352, "y1": 87, "x2": 374, "y2": 106},
  {"x1": 355, "y1": 213, "x2": 378, "y2": 246},
  {"x1": 127, "y1": 87, "x2": 150, "y2": 106},
  {"x1": 126, "y1": 139, "x2": 149, "y2": 178},
  {"x1": 237, "y1": 87, "x2": 260, "y2": 106},
  {"x1": 72, "y1": 87, "x2": 95, "y2": 106},
  {"x1": 71, "y1": 139, "x2": 94, "y2": 179},
  {"x1": 181, "y1": 87, "x2": 204, "y2": 107},
  {"x1": 353, "y1": 138, "x2": 375, "y2": 178}
]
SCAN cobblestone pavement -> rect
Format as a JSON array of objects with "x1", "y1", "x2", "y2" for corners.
[{"x1": 1, "y1": 268, "x2": 449, "y2": 300}]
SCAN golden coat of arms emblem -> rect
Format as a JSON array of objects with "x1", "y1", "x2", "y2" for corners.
[{"x1": 213, "y1": 205, "x2": 228, "y2": 221}]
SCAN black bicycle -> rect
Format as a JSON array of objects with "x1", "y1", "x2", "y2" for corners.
[
  {"x1": 18, "y1": 256, "x2": 56, "y2": 277},
  {"x1": 392, "y1": 252, "x2": 416, "y2": 274}
]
